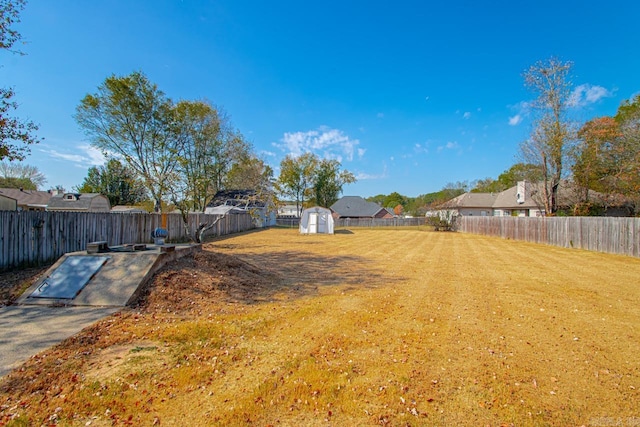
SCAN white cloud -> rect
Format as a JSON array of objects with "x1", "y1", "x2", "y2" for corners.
[
  {"x1": 568, "y1": 84, "x2": 612, "y2": 107},
  {"x1": 508, "y1": 114, "x2": 522, "y2": 126},
  {"x1": 414, "y1": 143, "x2": 428, "y2": 154},
  {"x1": 274, "y1": 126, "x2": 362, "y2": 162},
  {"x1": 356, "y1": 164, "x2": 388, "y2": 180},
  {"x1": 463, "y1": 112, "x2": 471, "y2": 119},
  {"x1": 437, "y1": 141, "x2": 458, "y2": 152},
  {"x1": 260, "y1": 150, "x2": 276, "y2": 157},
  {"x1": 357, "y1": 148, "x2": 366, "y2": 158},
  {"x1": 42, "y1": 144, "x2": 106, "y2": 167}
]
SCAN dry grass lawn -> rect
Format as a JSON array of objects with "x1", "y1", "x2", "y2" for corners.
[{"x1": 2, "y1": 227, "x2": 640, "y2": 426}]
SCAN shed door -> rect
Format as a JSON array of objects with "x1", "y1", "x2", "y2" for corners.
[{"x1": 309, "y1": 213, "x2": 318, "y2": 233}]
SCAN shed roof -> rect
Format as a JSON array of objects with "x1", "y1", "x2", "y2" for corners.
[
  {"x1": 206, "y1": 189, "x2": 266, "y2": 209},
  {"x1": 205, "y1": 205, "x2": 244, "y2": 215}
]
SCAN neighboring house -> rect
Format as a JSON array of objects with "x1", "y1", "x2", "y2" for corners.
[
  {"x1": 0, "y1": 188, "x2": 54, "y2": 211},
  {"x1": 277, "y1": 203, "x2": 300, "y2": 218},
  {"x1": 111, "y1": 205, "x2": 147, "y2": 213},
  {"x1": 47, "y1": 193, "x2": 111, "y2": 212},
  {"x1": 492, "y1": 181, "x2": 544, "y2": 217},
  {"x1": 330, "y1": 196, "x2": 393, "y2": 219},
  {"x1": 432, "y1": 192, "x2": 497, "y2": 217},
  {"x1": 205, "y1": 189, "x2": 276, "y2": 227},
  {"x1": 430, "y1": 180, "x2": 633, "y2": 218}
]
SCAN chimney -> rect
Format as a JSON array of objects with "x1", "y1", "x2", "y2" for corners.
[{"x1": 516, "y1": 181, "x2": 526, "y2": 204}]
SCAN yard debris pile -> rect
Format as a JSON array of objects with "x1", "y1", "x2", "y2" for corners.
[{"x1": 134, "y1": 250, "x2": 282, "y2": 312}]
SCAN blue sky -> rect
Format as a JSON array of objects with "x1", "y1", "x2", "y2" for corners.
[{"x1": 2, "y1": 0, "x2": 639, "y2": 197}]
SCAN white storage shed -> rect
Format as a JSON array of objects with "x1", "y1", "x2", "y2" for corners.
[{"x1": 299, "y1": 206, "x2": 334, "y2": 235}]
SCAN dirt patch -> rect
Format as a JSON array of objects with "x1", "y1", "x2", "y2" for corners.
[{"x1": 85, "y1": 340, "x2": 167, "y2": 382}]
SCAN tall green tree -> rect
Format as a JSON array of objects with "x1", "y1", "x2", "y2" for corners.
[
  {"x1": 613, "y1": 94, "x2": 640, "y2": 198},
  {"x1": 572, "y1": 117, "x2": 620, "y2": 203},
  {"x1": 0, "y1": 160, "x2": 46, "y2": 188},
  {"x1": 75, "y1": 71, "x2": 180, "y2": 212},
  {"x1": 0, "y1": 0, "x2": 41, "y2": 161},
  {"x1": 312, "y1": 158, "x2": 355, "y2": 208},
  {"x1": 519, "y1": 57, "x2": 574, "y2": 214},
  {"x1": 226, "y1": 154, "x2": 274, "y2": 192},
  {"x1": 472, "y1": 163, "x2": 544, "y2": 193},
  {"x1": 383, "y1": 191, "x2": 406, "y2": 209},
  {"x1": 74, "y1": 159, "x2": 147, "y2": 207},
  {"x1": 276, "y1": 153, "x2": 319, "y2": 216},
  {"x1": 171, "y1": 100, "x2": 250, "y2": 212}
]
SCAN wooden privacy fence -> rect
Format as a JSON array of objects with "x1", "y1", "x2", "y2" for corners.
[
  {"x1": 457, "y1": 216, "x2": 640, "y2": 258},
  {"x1": 0, "y1": 211, "x2": 254, "y2": 270},
  {"x1": 336, "y1": 217, "x2": 426, "y2": 227}
]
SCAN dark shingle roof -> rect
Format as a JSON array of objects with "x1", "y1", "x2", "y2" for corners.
[
  {"x1": 0, "y1": 188, "x2": 53, "y2": 207},
  {"x1": 330, "y1": 196, "x2": 386, "y2": 218},
  {"x1": 47, "y1": 193, "x2": 103, "y2": 210}
]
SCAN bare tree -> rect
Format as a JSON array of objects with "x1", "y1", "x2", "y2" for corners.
[
  {"x1": 519, "y1": 57, "x2": 574, "y2": 214},
  {"x1": 0, "y1": 160, "x2": 46, "y2": 188}
]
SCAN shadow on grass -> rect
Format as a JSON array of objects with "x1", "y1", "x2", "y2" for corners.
[{"x1": 334, "y1": 229, "x2": 354, "y2": 234}]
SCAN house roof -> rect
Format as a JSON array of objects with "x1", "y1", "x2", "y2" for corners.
[
  {"x1": 47, "y1": 193, "x2": 104, "y2": 210},
  {"x1": 493, "y1": 183, "x2": 540, "y2": 209},
  {"x1": 330, "y1": 196, "x2": 387, "y2": 218},
  {"x1": 0, "y1": 188, "x2": 53, "y2": 207},
  {"x1": 439, "y1": 192, "x2": 498, "y2": 209},
  {"x1": 442, "y1": 180, "x2": 634, "y2": 213}
]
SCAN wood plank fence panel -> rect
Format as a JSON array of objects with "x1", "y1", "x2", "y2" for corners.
[
  {"x1": 458, "y1": 216, "x2": 640, "y2": 258},
  {"x1": 0, "y1": 211, "x2": 254, "y2": 271},
  {"x1": 335, "y1": 217, "x2": 426, "y2": 228}
]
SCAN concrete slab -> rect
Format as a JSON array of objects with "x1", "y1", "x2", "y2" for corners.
[
  {"x1": 17, "y1": 244, "x2": 201, "y2": 307},
  {"x1": 0, "y1": 305, "x2": 118, "y2": 377}
]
